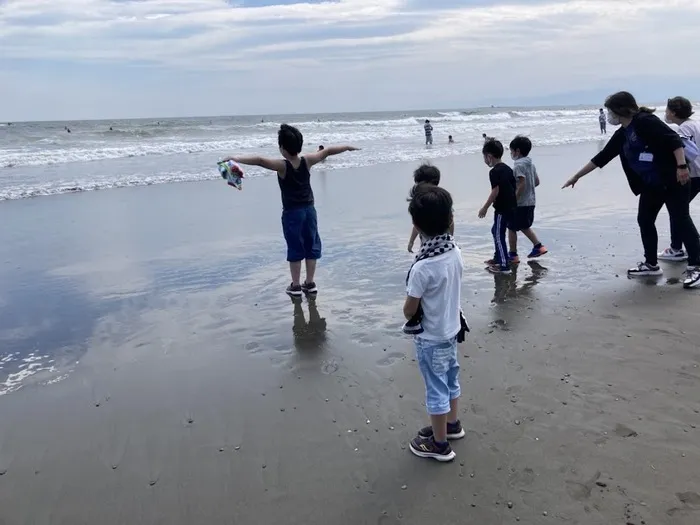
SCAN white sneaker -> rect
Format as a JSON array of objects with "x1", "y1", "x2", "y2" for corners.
[
  {"x1": 683, "y1": 266, "x2": 700, "y2": 289},
  {"x1": 628, "y1": 262, "x2": 663, "y2": 277},
  {"x1": 658, "y1": 247, "x2": 688, "y2": 262}
]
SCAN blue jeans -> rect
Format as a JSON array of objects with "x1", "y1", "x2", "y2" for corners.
[
  {"x1": 281, "y1": 205, "x2": 322, "y2": 262},
  {"x1": 414, "y1": 336, "x2": 460, "y2": 415}
]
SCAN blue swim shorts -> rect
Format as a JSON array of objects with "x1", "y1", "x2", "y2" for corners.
[{"x1": 281, "y1": 205, "x2": 322, "y2": 262}]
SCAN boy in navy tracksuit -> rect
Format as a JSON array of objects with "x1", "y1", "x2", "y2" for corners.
[{"x1": 478, "y1": 139, "x2": 517, "y2": 274}]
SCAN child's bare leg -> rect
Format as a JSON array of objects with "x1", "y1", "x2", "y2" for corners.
[
  {"x1": 522, "y1": 227, "x2": 541, "y2": 246},
  {"x1": 448, "y1": 397, "x2": 459, "y2": 424},
  {"x1": 508, "y1": 229, "x2": 518, "y2": 254},
  {"x1": 304, "y1": 259, "x2": 317, "y2": 284},
  {"x1": 430, "y1": 413, "x2": 449, "y2": 442},
  {"x1": 289, "y1": 261, "x2": 302, "y2": 286}
]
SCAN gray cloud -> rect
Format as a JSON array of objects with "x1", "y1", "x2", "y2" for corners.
[{"x1": 1, "y1": 0, "x2": 699, "y2": 120}]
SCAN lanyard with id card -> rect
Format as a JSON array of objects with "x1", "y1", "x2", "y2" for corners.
[{"x1": 639, "y1": 152, "x2": 654, "y2": 162}]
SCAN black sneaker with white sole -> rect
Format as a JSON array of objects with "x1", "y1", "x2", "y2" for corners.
[
  {"x1": 286, "y1": 283, "x2": 303, "y2": 297},
  {"x1": 409, "y1": 436, "x2": 456, "y2": 462},
  {"x1": 627, "y1": 262, "x2": 662, "y2": 277},
  {"x1": 417, "y1": 420, "x2": 466, "y2": 440},
  {"x1": 301, "y1": 281, "x2": 318, "y2": 295},
  {"x1": 682, "y1": 267, "x2": 700, "y2": 289}
]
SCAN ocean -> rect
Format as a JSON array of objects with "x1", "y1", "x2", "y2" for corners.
[{"x1": 1, "y1": 105, "x2": 622, "y2": 201}]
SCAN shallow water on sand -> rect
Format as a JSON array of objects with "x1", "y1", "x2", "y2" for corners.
[
  {"x1": 1, "y1": 143, "x2": 699, "y2": 524},
  {"x1": 0, "y1": 142, "x2": 690, "y2": 395}
]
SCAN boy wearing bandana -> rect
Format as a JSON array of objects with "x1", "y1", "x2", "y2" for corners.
[{"x1": 403, "y1": 184, "x2": 467, "y2": 462}]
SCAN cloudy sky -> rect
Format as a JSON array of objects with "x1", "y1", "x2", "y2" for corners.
[{"x1": 1, "y1": 0, "x2": 699, "y2": 120}]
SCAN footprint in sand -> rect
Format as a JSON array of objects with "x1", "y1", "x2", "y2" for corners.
[
  {"x1": 667, "y1": 492, "x2": 700, "y2": 516},
  {"x1": 376, "y1": 352, "x2": 405, "y2": 367},
  {"x1": 565, "y1": 471, "x2": 601, "y2": 501},
  {"x1": 508, "y1": 467, "x2": 536, "y2": 488},
  {"x1": 614, "y1": 423, "x2": 638, "y2": 438},
  {"x1": 321, "y1": 360, "x2": 339, "y2": 375}
]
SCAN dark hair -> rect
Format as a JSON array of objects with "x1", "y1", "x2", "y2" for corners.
[
  {"x1": 509, "y1": 135, "x2": 532, "y2": 157},
  {"x1": 482, "y1": 133, "x2": 487, "y2": 137},
  {"x1": 667, "y1": 96, "x2": 694, "y2": 120},
  {"x1": 448, "y1": 135, "x2": 452, "y2": 139},
  {"x1": 599, "y1": 108, "x2": 604, "y2": 111},
  {"x1": 413, "y1": 163, "x2": 441, "y2": 186},
  {"x1": 425, "y1": 119, "x2": 430, "y2": 123},
  {"x1": 482, "y1": 138, "x2": 504, "y2": 159},
  {"x1": 408, "y1": 185, "x2": 453, "y2": 237},
  {"x1": 604, "y1": 91, "x2": 654, "y2": 119},
  {"x1": 278, "y1": 124, "x2": 303, "y2": 155}
]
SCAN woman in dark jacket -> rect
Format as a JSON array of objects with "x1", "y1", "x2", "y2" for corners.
[{"x1": 562, "y1": 91, "x2": 700, "y2": 289}]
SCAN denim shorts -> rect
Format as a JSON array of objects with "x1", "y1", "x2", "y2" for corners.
[
  {"x1": 281, "y1": 205, "x2": 322, "y2": 262},
  {"x1": 414, "y1": 336, "x2": 460, "y2": 415}
]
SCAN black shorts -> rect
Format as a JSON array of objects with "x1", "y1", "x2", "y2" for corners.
[{"x1": 508, "y1": 206, "x2": 535, "y2": 232}]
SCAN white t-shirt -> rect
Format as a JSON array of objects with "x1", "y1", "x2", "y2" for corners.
[
  {"x1": 406, "y1": 247, "x2": 464, "y2": 341},
  {"x1": 678, "y1": 120, "x2": 700, "y2": 178}
]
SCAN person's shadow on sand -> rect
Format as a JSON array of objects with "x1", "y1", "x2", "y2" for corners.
[
  {"x1": 291, "y1": 296, "x2": 327, "y2": 352},
  {"x1": 492, "y1": 261, "x2": 548, "y2": 304}
]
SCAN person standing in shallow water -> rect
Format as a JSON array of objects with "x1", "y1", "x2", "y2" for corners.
[
  {"x1": 223, "y1": 124, "x2": 358, "y2": 296},
  {"x1": 563, "y1": 91, "x2": 700, "y2": 289},
  {"x1": 424, "y1": 120, "x2": 433, "y2": 145},
  {"x1": 599, "y1": 108, "x2": 607, "y2": 134}
]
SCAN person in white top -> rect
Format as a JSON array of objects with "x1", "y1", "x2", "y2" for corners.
[
  {"x1": 659, "y1": 96, "x2": 700, "y2": 261},
  {"x1": 403, "y1": 184, "x2": 466, "y2": 462}
]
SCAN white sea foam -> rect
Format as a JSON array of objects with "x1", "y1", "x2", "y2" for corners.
[
  {"x1": 0, "y1": 106, "x2": 609, "y2": 201},
  {"x1": 0, "y1": 351, "x2": 56, "y2": 396}
]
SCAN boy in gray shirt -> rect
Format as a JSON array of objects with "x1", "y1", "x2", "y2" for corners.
[{"x1": 507, "y1": 136, "x2": 548, "y2": 263}]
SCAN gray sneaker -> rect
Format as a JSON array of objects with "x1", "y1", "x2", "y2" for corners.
[{"x1": 682, "y1": 267, "x2": 700, "y2": 289}]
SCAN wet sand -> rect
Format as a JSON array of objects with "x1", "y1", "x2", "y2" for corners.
[{"x1": 1, "y1": 142, "x2": 700, "y2": 524}]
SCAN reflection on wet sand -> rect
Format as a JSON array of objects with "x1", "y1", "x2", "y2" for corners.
[
  {"x1": 291, "y1": 296, "x2": 327, "y2": 352},
  {"x1": 492, "y1": 260, "x2": 549, "y2": 304}
]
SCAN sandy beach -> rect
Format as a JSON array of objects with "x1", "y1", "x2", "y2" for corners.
[{"x1": 1, "y1": 142, "x2": 700, "y2": 524}]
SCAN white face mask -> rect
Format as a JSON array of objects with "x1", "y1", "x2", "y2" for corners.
[{"x1": 606, "y1": 111, "x2": 621, "y2": 126}]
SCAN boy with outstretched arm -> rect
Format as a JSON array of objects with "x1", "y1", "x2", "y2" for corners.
[{"x1": 223, "y1": 124, "x2": 358, "y2": 296}]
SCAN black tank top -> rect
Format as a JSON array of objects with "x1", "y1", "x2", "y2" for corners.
[{"x1": 278, "y1": 158, "x2": 314, "y2": 210}]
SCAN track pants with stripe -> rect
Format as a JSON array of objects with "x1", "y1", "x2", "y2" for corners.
[{"x1": 491, "y1": 211, "x2": 511, "y2": 269}]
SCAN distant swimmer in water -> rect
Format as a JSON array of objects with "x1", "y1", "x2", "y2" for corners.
[
  {"x1": 65, "y1": 126, "x2": 71, "y2": 133},
  {"x1": 109, "y1": 127, "x2": 113, "y2": 131},
  {"x1": 424, "y1": 120, "x2": 433, "y2": 145},
  {"x1": 448, "y1": 135, "x2": 454, "y2": 144},
  {"x1": 598, "y1": 108, "x2": 606, "y2": 134}
]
